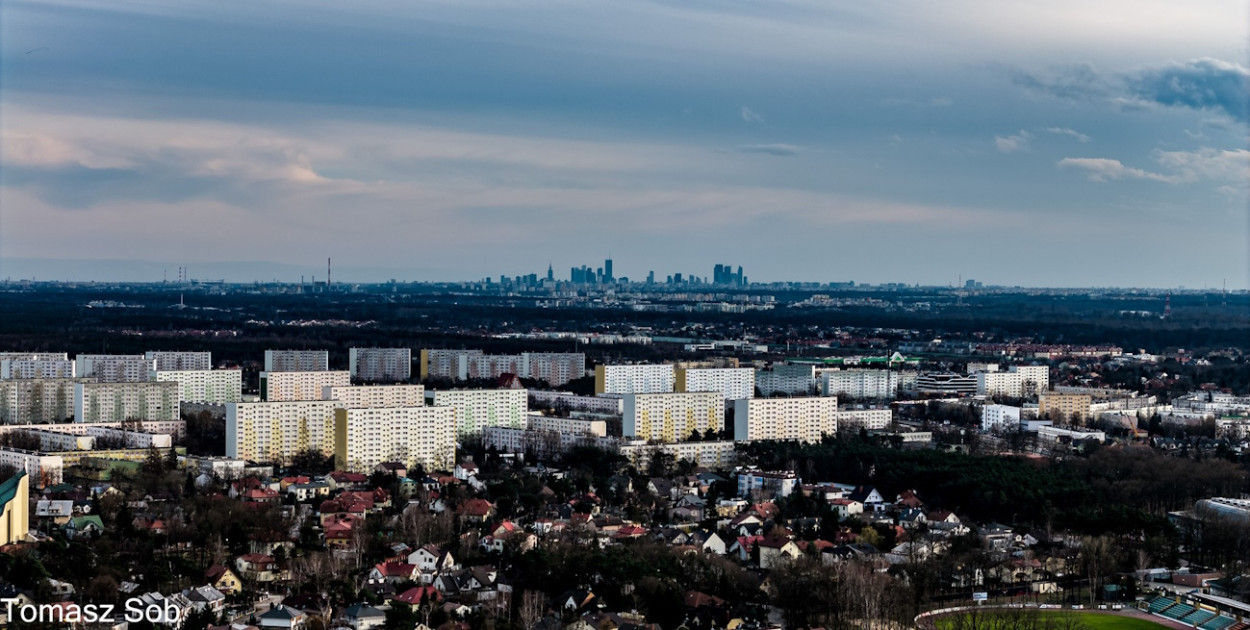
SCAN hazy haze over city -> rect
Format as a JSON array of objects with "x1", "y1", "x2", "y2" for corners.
[{"x1": 1, "y1": 0, "x2": 1247, "y2": 287}]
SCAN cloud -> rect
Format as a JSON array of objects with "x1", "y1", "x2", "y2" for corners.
[
  {"x1": 1057, "y1": 158, "x2": 1174, "y2": 182},
  {"x1": 740, "y1": 106, "x2": 765, "y2": 123},
  {"x1": 1044, "y1": 127, "x2": 1090, "y2": 142},
  {"x1": 1057, "y1": 148, "x2": 1248, "y2": 184},
  {"x1": 733, "y1": 143, "x2": 805, "y2": 156},
  {"x1": 994, "y1": 130, "x2": 1031, "y2": 153},
  {"x1": 1126, "y1": 58, "x2": 1250, "y2": 124}
]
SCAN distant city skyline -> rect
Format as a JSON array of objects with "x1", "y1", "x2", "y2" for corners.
[{"x1": 1, "y1": 1, "x2": 1247, "y2": 289}]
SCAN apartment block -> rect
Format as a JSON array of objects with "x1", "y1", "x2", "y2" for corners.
[
  {"x1": 0, "y1": 448, "x2": 64, "y2": 488},
  {"x1": 981, "y1": 404, "x2": 1023, "y2": 431},
  {"x1": 975, "y1": 365, "x2": 1050, "y2": 398},
  {"x1": 333, "y1": 406, "x2": 456, "y2": 473},
  {"x1": 85, "y1": 426, "x2": 173, "y2": 449},
  {"x1": 419, "y1": 349, "x2": 482, "y2": 380},
  {"x1": 0, "y1": 353, "x2": 68, "y2": 361},
  {"x1": 349, "y1": 348, "x2": 412, "y2": 382},
  {"x1": 322, "y1": 384, "x2": 425, "y2": 408},
  {"x1": 23, "y1": 429, "x2": 93, "y2": 451},
  {"x1": 595, "y1": 364, "x2": 676, "y2": 395},
  {"x1": 527, "y1": 414, "x2": 607, "y2": 437},
  {"x1": 426, "y1": 389, "x2": 527, "y2": 437},
  {"x1": 0, "y1": 379, "x2": 81, "y2": 424},
  {"x1": 482, "y1": 426, "x2": 614, "y2": 460},
  {"x1": 527, "y1": 390, "x2": 623, "y2": 414},
  {"x1": 419, "y1": 350, "x2": 585, "y2": 387},
  {"x1": 916, "y1": 373, "x2": 978, "y2": 395},
  {"x1": 1039, "y1": 393, "x2": 1093, "y2": 422},
  {"x1": 521, "y1": 353, "x2": 586, "y2": 387},
  {"x1": 821, "y1": 369, "x2": 909, "y2": 399},
  {"x1": 264, "y1": 350, "x2": 330, "y2": 372},
  {"x1": 755, "y1": 364, "x2": 817, "y2": 397},
  {"x1": 226, "y1": 400, "x2": 340, "y2": 463},
  {"x1": 837, "y1": 407, "x2": 892, "y2": 432},
  {"x1": 261, "y1": 371, "x2": 350, "y2": 402},
  {"x1": 676, "y1": 367, "x2": 755, "y2": 400},
  {"x1": 618, "y1": 439, "x2": 737, "y2": 469},
  {"x1": 623, "y1": 392, "x2": 723, "y2": 442},
  {"x1": 737, "y1": 470, "x2": 799, "y2": 499},
  {"x1": 146, "y1": 351, "x2": 212, "y2": 371},
  {"x1": 76, "y1": 354, "x2": 155, "y2": 383},
  {"x1": 1, "y1": 357, "x2": 76, "y2": 379},
  {"x1": 153, "y1": 369, "x2": 242, "y2": 404},
  {"x1": 733, "y1": 397, "x2": 838, "y2": 443},
  {"x1": 73, "y1": 381, "x2": 179, "y2": 423}
]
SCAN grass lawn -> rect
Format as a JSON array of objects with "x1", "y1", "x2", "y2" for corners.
[{"x1": 933, "y1": 609, "x2": 1172, "y2": 630}]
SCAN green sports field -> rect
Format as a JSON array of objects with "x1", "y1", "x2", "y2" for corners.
[{"x1": 931, "y1": 609, "x2": 1171, "y2": 630}]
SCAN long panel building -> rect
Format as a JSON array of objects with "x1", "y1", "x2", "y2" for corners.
[
  {"x1": 426, "y1": 389, "x2": 527, "y2": 437},
  {"x1": 349, "y1": 348, "x2": 412, "y2": 382},
  {"x1": 676, "y1": 367, "x2": 755, "y2": 400},
  {"x1": 733, "y1": 397, "x2": 838, "y2": 443},
  {"x1": 226, "y1": 400, "x2": 339, "y2": 463},
  {"x1": 146, "y1": 351, "x2": 212, "y2": 371},
  {"x1": 0, "y1": 379, "x2": 82, "y2": 424},
  {"x1": 419, "y1": 350, "x2": 585, "y2": 387},
  {"x1": 323, "y1": 384, "x2": 425, "y2": 408},
  {"x1": 73, "y1": 381, "x2": 179, "y2": 423},
  {"x1": 623, "y1": 392, "x2": 723, "y2": 442},
  {"x1": 153, "y1": 369, "x2": 243, "y2": 404},
  {"x1": 333, "y1": 406, "x2": 455, "y2": 473},
  {"x1": 264, "y1": 350, "x2": 329, "y2": 372},
  {"x1": 261, "y1": 371, "x2": 351, "y2": 402},
  {"x1": 75, "y1": 355, "x2": 154, "y2": 383},
  {"x1": 595, "y1": 364, "x2": 675, "y2": 395},
  {"x1": 1, "y1": 356, "x2": 76, "y2": 379}
]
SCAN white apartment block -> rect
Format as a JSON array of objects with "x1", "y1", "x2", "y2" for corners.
[
  {"x1": 1, "y1": 357, "x2": 77, "y2": 379},
  {"x1": 349, "y1": 348, "x2": 412, "y2": 382},
  {"x1": 73, "y1": 381, "x2": 179, "y2": 423},
  {"x1": 623, "y1": 392, "x2": 723, "y2": 442},
  {"x1": 426, "y1": 388, "x2": 528, "y2": 437},
  {"x1": 755, "y1": 364, "x2": 817, "y2": 397},
  {"x1": 821, "y1": 369, "x2": 907, "y2": 399},
  {"x1": 0, "y1": 448, "x2": 63, "y2": 488},
  {"x1": 85, "y1": 426, "x2": 173, "y2": 449},
  {"x1": 333, "y1": 406, "x2": 456, "y2": 473},
  {"x1": 733, "y1": 397, "x2": 838, "y2": 443},
  {"x1": 981, "y1": 404, "x2": 1023, "y2": 432},
  {"x1": 527, "y1": 414, "x2": 607, "y2": 437},
  {"x1": 75, "y1": 355, "x2": 155, "y2": 383},
  {"x1": 23, "y1": 429, "x2": 93, "y2": 451},
  {"x1": 261, "y1": 371, "x2": 350, "y2": 402},
  {"x1": 0, "y1": 353, "x2": 68, "y2": 361},
  {"x1": 0, "y1": 379, "x2": 81, "y2": 423},
  {"x1": 737, "y1": 470, "x2": 799, "y2": 499},
  {"x1": 419, "y1": 349, "x2": 482, "y2": 380},
  {"x1": 975, "y1": 365, "x2": 1050, "y2": 398},
  {"x1": 264, "y1": 350, "x2": 329, "y2": 372},
  {"x1": 837, "y1": 407, "x2": 892, "y2": 431},
  {"x1": 528, "y1": 390, "x2": 623, "y2": 414},
  {"x1": 226, "y1": 400, "x2": 340, "y2": 463},
  {"x1": 676, "y1": 367, "x2": 755, "y2": 400},
  {"x1": 595, "y1": 364, "x2": 676, "y2": 395},
  {"x1": 521, "y1": 353, "x2": 586, "y2": 387},
  {"x1": 0, "y1": 420, "x2": 186, "y2": 438},
  {"x1": 618, "y1": 439, "x2": 737, "y2": 469},
  {"x1": 146, "y1": 351, "x2": 212, "y2": 371},
  {"x1": 1036, "y1": 425, "x2": 1105, "y2": 444},
  {"x1": 153, "y1": 369, "x2": 242, "y2": 404},
  {"x1": 322, "y1": 384, "x2": 425, "y2": 408}
]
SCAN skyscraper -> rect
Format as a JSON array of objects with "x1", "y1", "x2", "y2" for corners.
[{"x1": 604, "y1": 258, "x2": 613, "y2": 283}]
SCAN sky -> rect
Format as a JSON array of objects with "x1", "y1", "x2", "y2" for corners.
[{"x1": 0, "y1": 0, "x2": 1247, "y2": 288}]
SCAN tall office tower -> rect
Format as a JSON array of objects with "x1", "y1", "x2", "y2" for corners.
[
  {"x1": 75, "y1": 355, "x2": 155, "y2": 383},
  {"x1": 73, "y1": 381, "x2": 180, "y2": 423},
  {"x1": 604, "y1": 258, "x2": 613, "y2": 283},
  {"x1": 146, "y1": 351, "x2": 212, "y2": 371},
  {"x1": 153, "y1": 369, "x2": 243, "y2": 404},
  {"x1": 263, "y1": 350, "x2": 330, "y2": 372},
  {"x1": 349, "y1": 348, "x2": 412, "y2": 382},
  {"x1": 547, "y1": 263, "x2": 554, "y2": 281},
  {"x1": 733, "y1": 397, "x2": 839, "y2": 443},
  {"x1": 623, "y1": 392, "x2": 724, "y2": 442},
  {"x1": 260, "y1": 371, "x2": 351, "y2": 402}
]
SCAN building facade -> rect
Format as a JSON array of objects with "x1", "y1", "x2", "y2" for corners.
[
  {"x1": 676, "y1": 367, "x2": 755, "y2": 400},
  {"x1": 153, "y1": 369, "x2": 243, "y2": 404},
  {"x1": 75, "y1": 355, "x2": 154, "y2": 383},
  {"x1": 981, "y1": 404, "x2": 1023, "y2": 432},
  {"x1": 73, "y1": 382, "x2": 179, "y2": 423},
  {"x1": 426, "y1": 389, "x2": 528, "y2": 437},
  {"x1": 837, "y1": 407, "x2": 892, "y2": 431},
  {"x1": 1, "y1": 357, "x2": 76, "y2": 379},
  {"x1": 0, "y1": 379, "x2": 82, "y2": 424},
  {"x1": 349, "y1": 348, "x2": 412, "y2": 382},
  {"x1": 527, "y1": 414, "x2": 607, "y2": 437},
  {"x1": 323, "y1": 384, "x2": 425, "y2": 408},
  {"x1": 733, "y1": 397, "x2": 838, "y2": 443},
  {"x1": 333, "y1": 406, "x2": 455, "y2": 473},
  {"x1": 821, "y1": 369, "x2": 908, "y2": 400},
  {"x1": 146, "y1": 351, "x2": 213, "y2": 371},
  {"x1": 226, "y1": 400, "x2": 340, "y2": 463},
  {"x1": 264, "y1": 350, "x2": 330, "y2": 373},
  {"x1": 0, "y1": 449, "x2": 63, "y2": 488},
  {"x1": 623, "y1": 392, "x2": 723, "y2": 442},
  {"x1": 755, "y1": 364, "x2": 817, "y2": 397},
  {"x1": 261, "y1": 371, "x2": 351, "y2": 402},
  {"x1": 595, "y1": 364, "x2": 676, "y2": 395},
  {"x1": 618, "y1": 439, "x2": 737, "y2": 469},
  {"x1": 1038, "y1": 393, "x2": 1092, "y2": 422}
]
